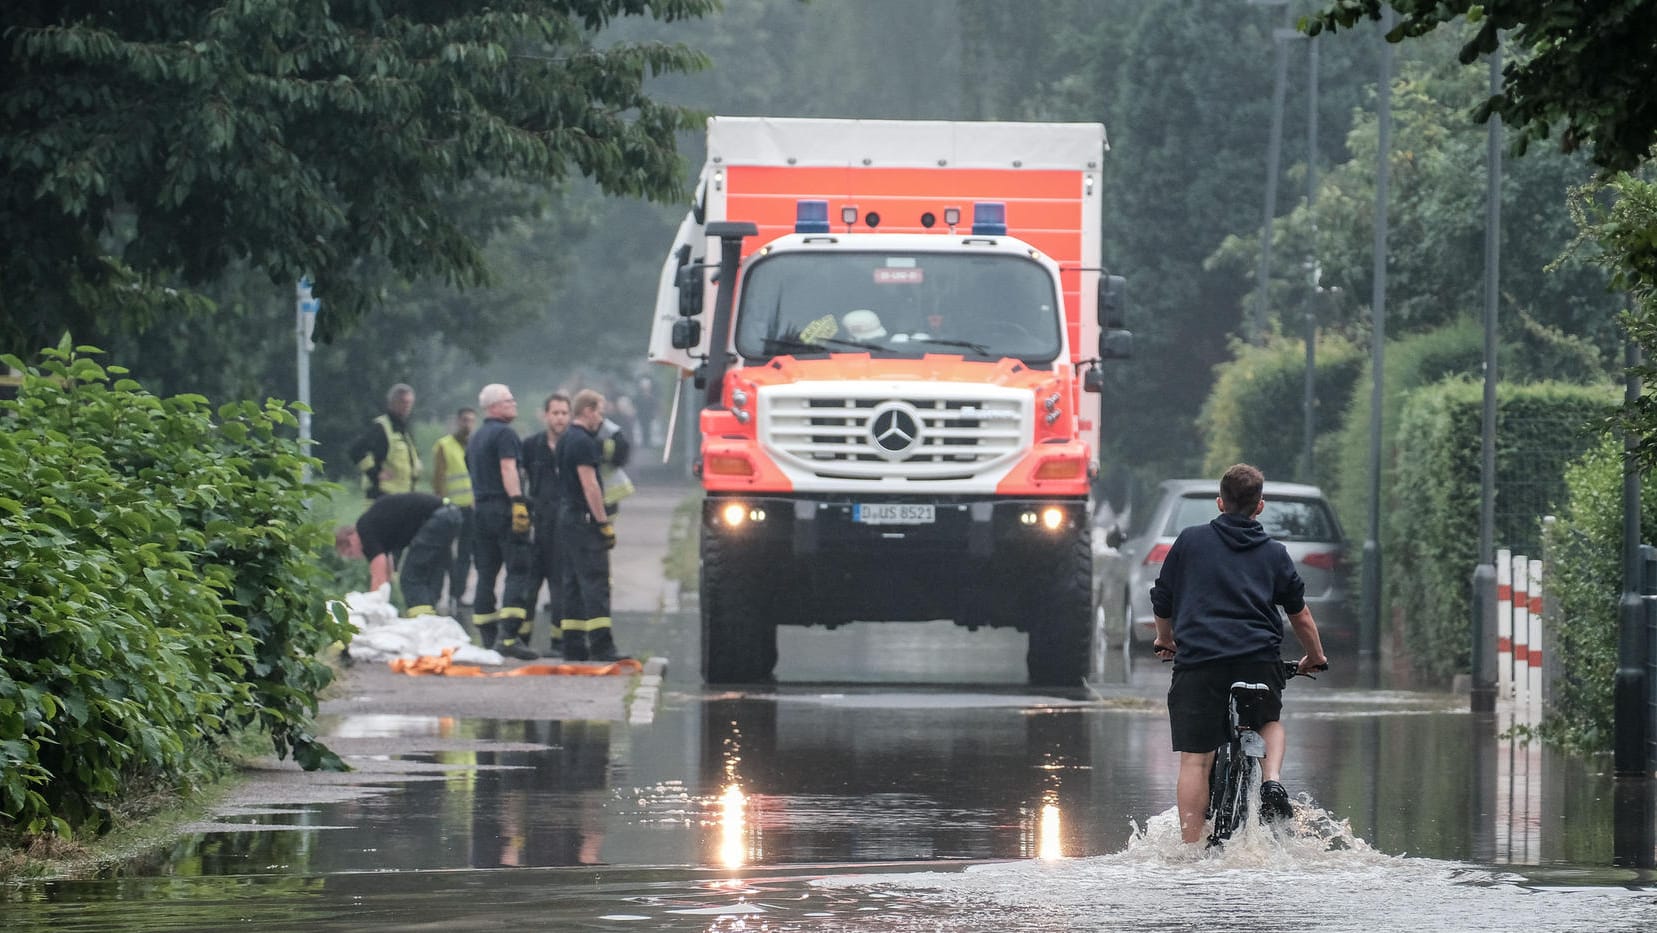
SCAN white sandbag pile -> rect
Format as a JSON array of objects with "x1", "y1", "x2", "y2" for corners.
[{"x1": 337, "y1": 585, "x2": 503, "y2": 665}]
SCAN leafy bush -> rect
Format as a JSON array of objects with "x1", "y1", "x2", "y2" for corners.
[
  {"x1": 1388, "y1": 379, "x2": 1617, "y2": 682},
  {"x1": 1198, "y1": 334, "x2": 1364, "y2": 489},
  {"x1": 1538, "y1": 436, "x2": 1657, "y2": 752},
  {"x1": 0, "y1": 342, "x2": 349, "y2": 840}
]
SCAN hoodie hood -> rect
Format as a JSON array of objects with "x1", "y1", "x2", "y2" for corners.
[{"x1": 1210, "y1": 511, "x2": 1272, "y2": 551}]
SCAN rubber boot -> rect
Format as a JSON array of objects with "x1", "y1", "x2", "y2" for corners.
[
  {"x1": 561, "y1": 625, "x2": 590, "y2": 662},
  {"x1": 542, "y1": 607, "x2": 563, "y2": 659},
  {"x1": 474, "y1": 620, "x2": 498, "y2": 650},
  {"x1": 492, "y1": 619, "x2": 540, "y2": 661},
  {"x1": 585, "y1": 626, "x2": 631, "y2": 664}
]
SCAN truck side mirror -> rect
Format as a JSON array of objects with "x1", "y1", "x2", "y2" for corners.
[
  {"x1": 671, "y1": 318, "x2": 702, "y2": 350},
  {"x1": 1098, "y1": 274, "x2": 1127, "y2": 330},
  {"x1": 677, "y1": 266, "x2": 705, "y2": 317},
  {"x1": 1099, "y1": 328, "x2": 1133, "y2": 360},
  {"x1": 1083, "y1": 366, "x2": 1105, "y2": 393}
]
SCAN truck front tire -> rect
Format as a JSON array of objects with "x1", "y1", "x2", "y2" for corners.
[
  {"x1": 1025, "y1": 522, "x2": 1092, "y2": 687},
  {"x1": 700, "y1": 531, "x2": 778, "y2": 684}
]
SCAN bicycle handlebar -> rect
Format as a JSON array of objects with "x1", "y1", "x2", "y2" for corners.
[
  {"x1": 1152, "y1": 648, "x2": 1329, "y2": 678},
  {"x1": 1285, "y1": 659, "x2": 1329, "y2": 679}
]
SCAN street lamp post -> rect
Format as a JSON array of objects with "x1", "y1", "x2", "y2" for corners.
[
  {"x1": 296, "y1": 277, "x2": 319, "y2": 483},
  {"x1": 1471, "y1": 46, "x2": 1502, "y2": 714},
  {"x1": 1250, "y1": 0, "x2": 1294, "y2": 345},
  {"x1": 1360, "y1": 9, "x2": 1394, "y2": 686},
  {"x1": 1301, "y1": 30, "x2": 1320, "y2": 482}
]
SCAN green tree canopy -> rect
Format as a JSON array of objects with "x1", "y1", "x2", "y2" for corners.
[
  {"x1": 0, "y1": 0, "x2": 715, "y2": 355},
  {"x1": 1309, "y1": 1, "x2": 1657, "y2": 174}
]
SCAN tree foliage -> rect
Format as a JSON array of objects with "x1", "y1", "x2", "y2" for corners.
[
  {"x1": 1206, "y1": 30, "x2": 1621, "y2": 358},
  {"x1": 1309, "y1": 1, "x2": 1657, "y2": 174},
  {"x1": 0, "y1": 0, "x2": 716, "y2": 355}
]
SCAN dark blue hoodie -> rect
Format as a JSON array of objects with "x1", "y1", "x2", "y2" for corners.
[{"x1": 1148, "y1": 511, "x2": 1306, "y2": 669}]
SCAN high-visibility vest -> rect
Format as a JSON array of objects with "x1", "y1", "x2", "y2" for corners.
[
  {"x1": 599, "y1": 419, "x2": 635, "y2": 506},
  {"x1": 432, "y1": 434, "x2": 474, "y2": 507},
  {"x1": 359, "y1": 414, "x2": 421, "y2": 496}
]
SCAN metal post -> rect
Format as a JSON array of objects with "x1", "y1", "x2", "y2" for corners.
[
  {"x1": 1359, "y1": 10, "x2": 1393, "y2": 686},
  {"x1": 1616, "y1": 339, "x2": 1648, "y2": 776},
  {"x1": 295, "y1": 277, "x2": 318, "y2": 484},
  {"x1": 1252, "y1": 0, "x2": 1293, "y2": 344},
  {"x1": 1302, "y1": 32, "x2": 1320, "y2": 482},
  {"x1": 1471, "y1": 47, "x2": 1503, "y2": 713}
]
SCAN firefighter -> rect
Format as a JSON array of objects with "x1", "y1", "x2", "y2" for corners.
[
  {"x1": 349, "y1": 383, "x2": 421, "y2": 498},
  {"x1": 520, "y1": 393, "x2": 571, "y2": 657},
  {"x1": 465, "y1": 383, "x2": 538, "y2": 660},
  {"x1": 555, "y1": 389, "x2": 629, "y2": 662},
  {"x1": 335, "y1": 493, "x2": 461, "y2": 618},
  {"x1": 430, "y1": 407, "x2": 477, "y2": 615}
]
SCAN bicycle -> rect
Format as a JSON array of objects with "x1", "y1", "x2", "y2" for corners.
[{"x1": 1204, "y1": 659, "x2": 1326, "y2": 849}]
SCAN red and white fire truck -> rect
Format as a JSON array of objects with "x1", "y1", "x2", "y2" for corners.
[{"x1": 648, "y1": 117, "x2": 1131, "y2": 685}]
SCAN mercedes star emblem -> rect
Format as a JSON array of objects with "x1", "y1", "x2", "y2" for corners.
[{"x1": 869, "y1": 404, "x2": 922, "y2": 459}]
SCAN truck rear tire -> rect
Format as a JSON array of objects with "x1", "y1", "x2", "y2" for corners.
[
  {"x1": 1026, "y1": 522, "x2": 1092, "y2": 687},
  {"x1": 700, "y1": 531, "x2": 778, "y2": 684}
]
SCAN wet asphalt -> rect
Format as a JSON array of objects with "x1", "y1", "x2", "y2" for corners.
[{"x1": 5, "y1": 479, "x2": 1657, "y2": 931}]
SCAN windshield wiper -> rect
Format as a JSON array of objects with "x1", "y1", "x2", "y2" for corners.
[
  {"x1": 902, "y1": 336, "x2": 993, "y2": 356},
  {"x1": 761, "y1": 334, "x2": 888, "y2": 355},
  {"x1": 816, "y1": 336, "x2": 888, "y2": 352},
  {"x1": 761, "y1": 335, "x2": 830, "y2": 355}
]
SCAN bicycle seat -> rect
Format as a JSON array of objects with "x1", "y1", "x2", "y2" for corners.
[{"x1": 1227, "y1": 680, "x2": 1271, "y2": 695}]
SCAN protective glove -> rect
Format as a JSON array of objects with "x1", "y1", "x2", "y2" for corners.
[
  {"x1": 598, "y1": 521, "x2": 617, "y2": 550},
  {"x1": 510, "y1": 497, "x2": 532, "y2": 537}
]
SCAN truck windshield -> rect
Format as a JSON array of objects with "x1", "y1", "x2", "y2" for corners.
[{"x1": 734, "y1": 252, "x2": 1062, "y2": 363}]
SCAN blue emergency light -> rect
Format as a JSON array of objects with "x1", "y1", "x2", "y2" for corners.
[
  {"x1": 971, "y1": 202, "x2": 1007, "y2": 236},
  {"x1": 795, "y1": 199, "x2": 831, "y2": 233}
]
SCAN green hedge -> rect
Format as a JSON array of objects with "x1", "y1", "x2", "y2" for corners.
[
  {"x1": 0, "y1": 343, "x2": 350, "y2": 840},
  {"x1": 1388, "y1": 379, "x2": 1617, "y2": 682},
  {"x1": 1198, "y1": 334, "x2": 1364, "y2": 487},
  {"x1": 1538, "y1": 436, "x2": 1657, "y2": 752}
]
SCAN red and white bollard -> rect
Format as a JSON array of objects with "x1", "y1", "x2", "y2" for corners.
[
  {"x1": 1510, "y1": 552, "x2": 1530, "y2": 708},
  {"x1": 1527, "y1": 558, "x2": 1544, "y2": 713},
  {"x1": 1496, "y1": 547, "x2": 1513, "y2": 700}
]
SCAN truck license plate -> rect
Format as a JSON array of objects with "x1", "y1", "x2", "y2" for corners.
[{"x1": 854, "y1": 503, "x2": 935, "y2": 525}]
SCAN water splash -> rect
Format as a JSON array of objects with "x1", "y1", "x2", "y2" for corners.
[{"x1": 813, "y1": 798, "x2": 1657, "y2": 932}]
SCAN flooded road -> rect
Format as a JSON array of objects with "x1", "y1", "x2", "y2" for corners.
[{"x1": 5, "y1": 611, "x2": 1657, "y2": 931}]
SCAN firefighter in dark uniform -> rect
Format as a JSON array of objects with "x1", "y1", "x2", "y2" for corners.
[
  {"x1": 521, "y1": 393, "x2": 571, "y2": 658},
  {"x1": 465, "y1": 383, "x2": 538, "y2": 660},
  {"x1": 554, "y1": 389, "x2": 628, "y2": 662},
  {"x1": 334, "y1": 492, "x2": 461, "y2": 617}
]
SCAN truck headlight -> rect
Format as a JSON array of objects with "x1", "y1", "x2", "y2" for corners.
[{"x1": 720, "y1": 502, "x2": 767, "y2": 526}]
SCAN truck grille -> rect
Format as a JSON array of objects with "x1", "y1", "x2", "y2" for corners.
[{"x1": 762, "y1": 387, "x2": 1029, "y2": 480}]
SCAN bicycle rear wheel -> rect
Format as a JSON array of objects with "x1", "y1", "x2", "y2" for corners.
[{"x1": 1206, "y1": 742, "x2": 1253, "y2": 846}]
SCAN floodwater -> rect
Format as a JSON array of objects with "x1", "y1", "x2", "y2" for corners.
[{"x1": 4, "y1": 614, "x2": 1657, "y2": 932}]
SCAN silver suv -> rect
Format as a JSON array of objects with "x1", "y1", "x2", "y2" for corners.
[{"x1": 1093, "y1": 479, "x2": 1349, "y2": 659}]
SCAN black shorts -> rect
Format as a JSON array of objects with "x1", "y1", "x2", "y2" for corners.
[{"x1": 1167, "y1": 658, "x2": 1286, "y2": 753}]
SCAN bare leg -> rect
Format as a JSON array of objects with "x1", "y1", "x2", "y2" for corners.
[
  {"x1": 1177, "y1": 751, "x2": 1216, "y2": 844},
  {"x1": 1259, "y1": 720, "x2": 1286, "y2": 783}
]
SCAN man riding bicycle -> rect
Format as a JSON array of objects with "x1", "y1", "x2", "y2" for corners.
[{"x1": 1150, "y1": 463, "x2": 1329, "y2": 845}]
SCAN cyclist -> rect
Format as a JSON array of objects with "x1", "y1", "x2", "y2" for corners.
[{"x1": 1150, "y1": 463, "x2": 1329, "y2": 845}]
